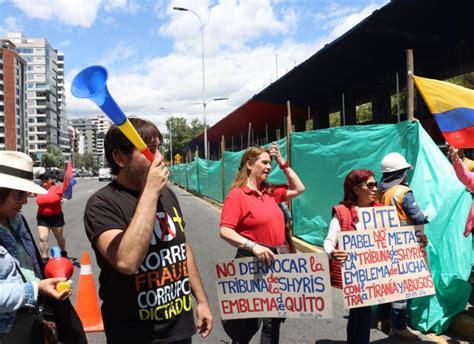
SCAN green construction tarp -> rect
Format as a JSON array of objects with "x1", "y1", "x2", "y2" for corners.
[
  {"x1": 169, "y1": 121, "x2": 472, "y2": 333},
  {"x1": 186, "y1": 161, "x2": 199, "y2": 193},
  {"x1": 196, "y1": 158, "x2": 223, "y2": 203},
  {"x1": 291, "y1": 121, "x2": 472, "y2": 333}
]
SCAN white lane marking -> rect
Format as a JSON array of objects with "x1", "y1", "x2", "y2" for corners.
[{"x1": 88, "y1": 189, "x2": 96, "y2": 193}]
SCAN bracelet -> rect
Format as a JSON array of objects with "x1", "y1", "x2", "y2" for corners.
[
  {"x1": 279, "y1": 161, "x2": 290, "y2": 170},
  {"x1": 243, "y1": 239, "x2": 256, "y2": 252}
]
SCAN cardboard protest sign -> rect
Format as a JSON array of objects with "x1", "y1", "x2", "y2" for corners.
[
  {"x1": 215, "y1": 253, "x2": 333, "y2": 319},
  {"x1": 338, "y1": 206, "x2": 435, "y2": 309}
]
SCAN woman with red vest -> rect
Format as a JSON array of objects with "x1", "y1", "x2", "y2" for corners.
[
  {"x1": 220, "y1": 143, "x2": 305, "y2": 344},
  {"x1": 323, "y1": 169, "x2": 379, "y2": 344},
  {"x1": 36, "y1": 171, "x2": 67, "y2": 259}
]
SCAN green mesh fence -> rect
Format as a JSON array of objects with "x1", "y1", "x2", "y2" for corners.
[{"x1": 169, "y1": 121, "x2": 473, "y2": 333}]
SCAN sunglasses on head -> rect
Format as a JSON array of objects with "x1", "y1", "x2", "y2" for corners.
[{"x1": 12, "y1": 190, "x2": 27, "y2": 201}]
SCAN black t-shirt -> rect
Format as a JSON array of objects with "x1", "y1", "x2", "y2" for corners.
[{"x1": 84, "y1": 181, "x2": 196, "y2": 343}]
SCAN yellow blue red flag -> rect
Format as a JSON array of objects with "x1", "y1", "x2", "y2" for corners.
[{"x1": 413, "y1": 75, "x2": 474, "y2": 148}]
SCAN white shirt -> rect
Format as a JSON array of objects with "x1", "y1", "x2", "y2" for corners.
[{"x1": 323, "y1": 215, "x2": 362, "y2": 256}]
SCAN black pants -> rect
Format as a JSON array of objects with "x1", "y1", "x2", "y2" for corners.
[
  {"x1": 231, "y1": 318, "x2": 283, "y2": 344},
  {"x1": 347, "y1": 306, "x2": 371, "y2": 344}
]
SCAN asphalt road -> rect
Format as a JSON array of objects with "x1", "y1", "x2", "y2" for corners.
[{"x1": 19, "y1": 179, "x2": 467, "y2": 343}]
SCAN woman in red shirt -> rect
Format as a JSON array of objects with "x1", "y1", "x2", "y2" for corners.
[
  {"x1": 36, "y1": 171, "x2": 67, "y2": 258},
  {"x1": 220, "y1": 142, "x2": 305, "y2": 344}
]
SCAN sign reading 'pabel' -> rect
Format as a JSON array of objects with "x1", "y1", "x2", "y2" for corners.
[{"x1": 338, "y1": 206, "x2": 435, "y2": 309}]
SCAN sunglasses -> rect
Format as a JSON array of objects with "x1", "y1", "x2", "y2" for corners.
[
  {"x1": 359, "y1": 182, "x2": 378, "y2": 189},
  {"x1": 12, "y1": 190, "x2": 28, "y2": 201}
]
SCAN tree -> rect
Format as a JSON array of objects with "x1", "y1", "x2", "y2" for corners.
[
  {"x1": 83, "y1": 153, "x2": 97, "y2": 170},
  {"x1": 74, "y1": 153, "x2": 85, "y2": 170},
  {"x1": 162, "y1": 117, "x2": 205, "y2": 162},
  {"x1": 42, "y1": 147, "x2": 65, "y2": 168}
]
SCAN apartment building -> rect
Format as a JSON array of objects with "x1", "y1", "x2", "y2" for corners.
[
  {"x1": 0, "y1": 39, "x2": 28, "y2": 151},
  {"x1": 69, "y1": 115, "x2": 112, "y2": 166},
  {"x1": 6, "y1": 32, "x2": 70, "y2": 157}
]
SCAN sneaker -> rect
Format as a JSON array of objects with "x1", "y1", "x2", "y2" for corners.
[{"x1": 389, "y1": 328, "x2": 422, "y2": 341}]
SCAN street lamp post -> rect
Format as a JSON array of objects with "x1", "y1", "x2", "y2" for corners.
[
  {"x1": 159, "y1": 107, "x2": 173, "y2": 166},
  {"x1": 173, "y1": 6, "x2": 208, "y2": 159}
]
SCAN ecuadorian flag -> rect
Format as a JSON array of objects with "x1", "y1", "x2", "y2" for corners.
[{"x1": 413, "y1": 75, "x2": 474, "y2": 148}]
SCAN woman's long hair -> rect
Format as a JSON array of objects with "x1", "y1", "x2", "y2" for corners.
[{"x1": 230, "y1": 146, "x2": 271, "y2": 191}]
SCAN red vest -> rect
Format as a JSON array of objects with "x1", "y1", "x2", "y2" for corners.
[{"x1": 329, "y1": 203, "x2": 357, "y2": 289}]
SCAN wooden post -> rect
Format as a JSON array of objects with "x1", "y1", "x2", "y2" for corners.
[
  {"x1": 341, "y1": 93, "x2": 346, "y2": 126},
  {"x1": 221, "y1": 135, "x2": 225, "y2": 202},
  {"x1": 247, "y1": 122, "x2": 252, "y2": 148},
  {"x1": 286, "y1": 101, "x2": 292, "y2": 165},
  {"x1": 265, "y1": 122, "x2": 269, "y2": 143},
  {"x1": 195, "y1": 145, "x2": 199, "y2": 158},
  {"x1": 286, "y1": 100, "x2": 294, "y2": 239},
  {"x1": 231, "y1": 136, "x2": 234, "y2": 151},
  {"x1": 406, "y1": 49, "x2": 415, "y2": 121},
  {"x1": 240, "y1": 133, "x2": 243, "y2": 150}
]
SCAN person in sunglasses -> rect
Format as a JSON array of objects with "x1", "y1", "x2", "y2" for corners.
[
  {"x1": 377, "y1": 152, "x2": 427, "y2": 341},
  {"x1": 0, "y1": 151, "x2": 85, "y2": 343},
  {"x1": 323, "y1": 169, "x2": 380, "y2": 344}
]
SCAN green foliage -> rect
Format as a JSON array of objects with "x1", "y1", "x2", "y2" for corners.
[
  {"x1": 329, "y1": 112, "x2": 340, "y2": 127},
  {"x1": 42, "y1": 147, "x2": 65, "y2": 168},
  {"x1": 447, "y1": 71, "x2": 474, "y2": 89},
  {"x1": 73, "y1": 153, "x2": 97, "y2": 170},
  {"x1": 163, "y1": 117, "x2": 205, "y2": 161},
  {"x1": 356, "y1": 103, "x2": 373, "y2": 123}
]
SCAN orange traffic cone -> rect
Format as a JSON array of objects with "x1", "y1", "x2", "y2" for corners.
[{"x1": 75, "y1": 251, "x2": 104, "y2": 332}]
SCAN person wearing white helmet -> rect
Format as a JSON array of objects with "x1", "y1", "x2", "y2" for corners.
[{"x1": 377, "y1": 152, "x2": 428, "y2": 341}]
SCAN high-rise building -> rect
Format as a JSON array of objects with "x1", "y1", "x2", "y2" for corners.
[
  {"x1": 0, "y1": 39, "x2": 28, "y2": 151},
  {"x1": 69, "y1": 115, "x2": 112, "y2": 166},
  {"x1": 56, "y1": 51, "x2": 69, "y2": 155},
  {"x1": 91, "y1": 115, "x2": 112, "y2": 167},
  {"x1": 69, "y1": 117, "x2": 96, "y2": 155},
  {"x1": 6, "y1": 32, "x2": 70, "y2": 158}
]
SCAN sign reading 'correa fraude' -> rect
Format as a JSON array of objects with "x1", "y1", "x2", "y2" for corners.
[
  {"x1": 339, "y1": 206, "x2": 436, "y2": 309},
  {"x1": 215, "y1": 253, "x2": 333, "y2": 319}
]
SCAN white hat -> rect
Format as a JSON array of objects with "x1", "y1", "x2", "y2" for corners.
[
  {"x1": 0, "y1": 151, "x2": 47, "y2": 194},
  {"x1": 381, "y1": 152, "x2": 412, "y2": 173}
]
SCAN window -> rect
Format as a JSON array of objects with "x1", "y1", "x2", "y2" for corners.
[
  {"x1": 27, "y1": 83, "x2": 34, "y2": 89},
  {"x1": 27, "y1": 66, "x2": 33, "y2": 71},
  {"x1": 17, "y1": 48, "x2": 33, "y2": 54}
]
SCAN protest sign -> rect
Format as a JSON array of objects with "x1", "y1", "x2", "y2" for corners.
[
  {"x1": 338, "y1": 206, "x2": 435, "y2": 309},
  {"x1": 215, "y1": 253, "x2": 333, "y2": 319}
]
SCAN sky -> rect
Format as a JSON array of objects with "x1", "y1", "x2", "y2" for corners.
[{"x1": 0, "y1": 0, "x2": 389, "y2": 133}]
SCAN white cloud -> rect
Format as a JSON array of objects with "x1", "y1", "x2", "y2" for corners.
[
  {"x1": 103, "y1": 0, "x2": 141, "y2": 14},
  {"x1": 161, "y1": 0, "x2": 296, "y2": 55},
  {"x1": 0, "y1": 16, "x2": 23, "y2": 36},
  {"x1": 66, "y1": 1, "x2": 388, "y2": 135},
  {"x1": 12, "y1": 0, "x2": 102, "y2": 27}
]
